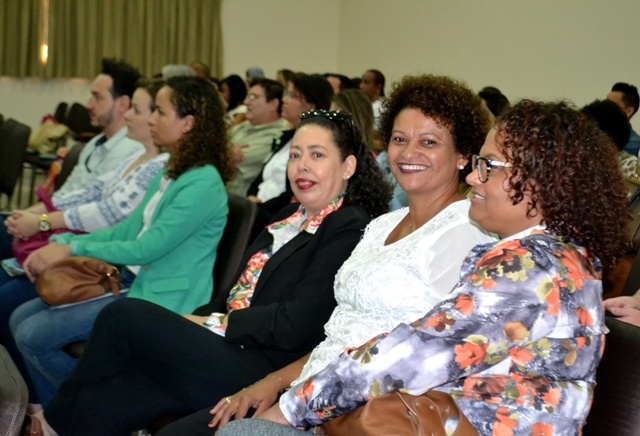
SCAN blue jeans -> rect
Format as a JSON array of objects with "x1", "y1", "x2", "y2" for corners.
[
  {"x1": 0, "y1": 268, "x2": 39, "y2": 401},
  {"x1": 9, "y1": 268, "x2": 135, "y2": 406}
]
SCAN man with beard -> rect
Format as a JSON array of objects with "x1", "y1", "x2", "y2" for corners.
[{"x1": 0, "y1": 58, "x2": 143, "y2": 258}]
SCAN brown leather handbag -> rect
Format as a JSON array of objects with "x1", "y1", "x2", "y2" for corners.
[
  {"x1": 35, "y1": 257, "x2": 120, "y2": 306},
  {"x1": 320, "y1": 390, "x2": 478, "y2": 436}
]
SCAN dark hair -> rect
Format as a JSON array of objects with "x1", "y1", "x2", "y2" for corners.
[
  {"x1": 611, "y1": 82, "x2": 640, "y2": 116},
  {"x1": 135, "y1": 78, "x2": 165, "y2": 112},
  {"x1": 324, "y1": 73, "x2": 355, "y2": 91},
  {"x1": 164, "y1": 76, "x2": 234, "y2": 182},
  {"x1": 101, "y1": 58, "x2": 142, "y2": 99},
  {"x1": 581, "y1": 99, "x2": 631, "y2": 151},
  {"x1": 299, "y1": 113, "x2": 391, "y2": 218},
  {"x1": 292, "y1": 74, "x2": 334, "y2": 110},
  {"x1": 366, "y1": 69, "x2": 386, "y2": 97},
  {"x1": 496, "y1": 100, "x2": 629, "y2": 268},
  {"x1": 478, "y1": 86, "x2": 511, "y2": 117},
  {"x1": 277, "y1": 69, "x2": 296, "y2": 84},
  {"x1": 379, "y1": 75, "x2": 491, "y2": 182},
  {"x1": 332, "y1": 89, "x2": 375, "y2": 150},
  {"x1": 251, "y1": 78, "x2": 284, "y2": 114},
  {"x1": 221, "y1": 74, "x2": 247, "y2": 111}
]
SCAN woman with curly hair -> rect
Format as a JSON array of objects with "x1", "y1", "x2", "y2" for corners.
[
  {"x1": 220, "y1": 100, "x2": 629, "y2": 435},
  {"x1": 31, "y1": 108, "x2": 392, "y2": 436},
  {"x1": 155, "y1": 74, "x2": 497, "y2": 435},
  {"x1": 11, "y1": 76, "x2": 234, "y2": 411},
  {"x1": 220, "y1": 74, "x2": 248, "y2": 127}
]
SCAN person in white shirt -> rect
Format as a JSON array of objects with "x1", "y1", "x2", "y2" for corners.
[{"x1": 1, "y1": 58, "x2": 144, "y2": 258}]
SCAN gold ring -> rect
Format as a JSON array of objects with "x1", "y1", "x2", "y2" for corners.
[{"x1": 225, "y1": 397, "x2": 232, "y2": 405}]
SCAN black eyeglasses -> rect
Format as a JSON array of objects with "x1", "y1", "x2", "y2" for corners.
[
  {"x1": 471, "y1": 155, "x2": 513, "y2": 183},
  {"x1": 299, "y1": 109, "x2": 361, "y2": 153}
]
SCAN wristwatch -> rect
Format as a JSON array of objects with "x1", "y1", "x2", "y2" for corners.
[{"x1": 39, "y1": 213, "x2": 51, "y2": 232}]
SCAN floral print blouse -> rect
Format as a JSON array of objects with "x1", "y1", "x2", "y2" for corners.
[{"x1": 280, "y1": 230, "x2": 606, "y2": 435}]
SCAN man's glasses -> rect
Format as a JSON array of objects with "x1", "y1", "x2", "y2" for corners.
[
  {"x1": 471, "y1": 155, "x2": 513, "y2": 183},
  {"x1": 246, "y1": 93, "x2": 266, "y2": 101}
]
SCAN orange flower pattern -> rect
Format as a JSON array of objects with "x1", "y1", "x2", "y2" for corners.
[{"x1": 281, "y1": 232, "x2": 606, "y2": 435}]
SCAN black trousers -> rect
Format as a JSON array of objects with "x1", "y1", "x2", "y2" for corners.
[{"x1": 45, "y1": 298, "x2": 280, "y2": 436}]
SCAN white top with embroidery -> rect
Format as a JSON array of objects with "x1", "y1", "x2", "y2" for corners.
[{"x1": 293, "y1": 199, "x2": 495, "y2": 384}]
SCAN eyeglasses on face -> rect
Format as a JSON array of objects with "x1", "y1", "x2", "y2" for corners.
[
  {"x1": 283, "y1": 89, "x2": 303, "y2": 100},
  {"x1": 246, "y1": 93, "x2": 266, "y2": 101},
  {"x1": 471, "y1": 155, "x2": 513, "y2": 183}
]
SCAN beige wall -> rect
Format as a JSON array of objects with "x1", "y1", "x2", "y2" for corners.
[{"x1": 2, "y1": 0, "x2": 640, "y2": 132}]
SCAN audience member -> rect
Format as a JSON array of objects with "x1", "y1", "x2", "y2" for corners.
[
  {"x1": 36, "y1": 108, "x2": 392, "y2": 436},
  {"x1": 160, "y1": 74, "x2": 496, "y2": 435},
  {"x1": 324, "y1": 73, "x2": 355, "y2": 94},
  {"x1": 607, "y1": 82, "x2": 640, "y2": 156},
  {"x1": 246, "y1": 75, "x2": 333, "y2": 227},
  {"x1": 3, "y1": 59, "x2": 145, "y2": 242},
  {"x1": 276, "y1": 69, "x2": 295, "y2": 87},
  {"x1": 581, "y1": 99, "x2": 636, "y2": 184},
  {"x1": 0, "y1": 57, "x2": 144, "y2": 366},
  {"x1": 330, "y1": 89, "x2": 375, "y2": 151},
  {"x1": 220, "y1": 74, "x2": 248, "y2": 127},
  {"x1": 245, "y1": 66, "x2": 265, "y2": 87},
  {"x1": 226, "y1": 79, "x2": 289, "y2": 196},
  {"x1": 216, "y1": 100, "x2": 629, "y2": 436},
  {"x1": 11, "y1": 76, "x2": 234, "y2": 410},
  {"x1": 478, "y1": 86, "x2": 511, "y2": 117},
  {"x1": 359, "y1": 68, "x2": 386, "y2": 129}
]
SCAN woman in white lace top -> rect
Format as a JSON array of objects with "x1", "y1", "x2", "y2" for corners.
[{"x1": 162, "y1": 75, "x2": 497, "y2": 435}]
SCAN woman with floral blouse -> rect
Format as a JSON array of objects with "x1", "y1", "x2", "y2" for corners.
[{"x1": 218, "y1": 101, "x2": 630, "y2": 435}]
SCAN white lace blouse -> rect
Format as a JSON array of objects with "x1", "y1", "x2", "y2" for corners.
[{"x1": 293, "y1": 199, "x2": 496, "y2": 384}]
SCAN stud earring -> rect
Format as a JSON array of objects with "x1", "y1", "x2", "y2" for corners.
[{"x1": 458, "y1": 165, "x2": 464, "y2": 170}]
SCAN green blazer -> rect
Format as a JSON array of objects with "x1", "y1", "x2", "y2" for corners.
[{"x1": 55, "y1": 165, "x2": 228, "y2": 314}]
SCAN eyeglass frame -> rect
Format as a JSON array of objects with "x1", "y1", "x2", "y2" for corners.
[
  {"x1": 471, "y1": 155, "x2": 513, "y2": 183},
  {"x1": 245, "y1": 92, "x2": 266, "y2": 101},
  {"x1": 299, "y1": 109, "x2": 362, "y2": 154}
]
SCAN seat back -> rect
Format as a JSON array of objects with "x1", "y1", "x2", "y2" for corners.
[
  {"x1": 65, "y1": 103, "x2": 100, "y2": 141},
  {"x1": 212, "y1": 193, "x2": 257, "y2": 297},
  {"x1": 53, "y1": 102, "x2": 69, "y2": 125},
  {"x1": 0, "y1": 119, "x2": 30, "y2": 206},
  {"x1": 0, "y1": 345, "x2": 28, "y2": 436},
  {"x1": 583, "y1": 316, "x2": 640, "y2": 435},
  {"x1": 54, "y1": 142, "x2": 85, "y2": 191}
]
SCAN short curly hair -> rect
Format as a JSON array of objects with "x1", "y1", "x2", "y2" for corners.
[
  {"x1": 164, "y1": 76, "x2": 234, "y2": 182},
  {"x1": 299, "y1": 112, "x2": 392, "y2": 218},
  {"x1": 496, "y1": 100, "x2": 630, "y2": 268},
  {"x1": 379, "y1": 75, "x2": 492, "y2": 182}
]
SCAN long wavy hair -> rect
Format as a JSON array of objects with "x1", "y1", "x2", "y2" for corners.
[
  {"x1": 164, "y1": 76, "x2": 234, "y2": 182},
  {"x1": 298, "y1": 113, "x2": 392, "y2": 218},
  {"x1": 332, "y1": 89, "x2": 376, "y2": 151},
  {"x1": 379, "y1": 75, "x2": 492, "y2": 182},
  {"x1": 497, "y1": 100, "x2": 630, "y2": 268}
]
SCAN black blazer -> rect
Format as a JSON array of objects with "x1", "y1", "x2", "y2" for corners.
[{"x1": 210, "y1": 201, "x2": 370, "y2": 368}]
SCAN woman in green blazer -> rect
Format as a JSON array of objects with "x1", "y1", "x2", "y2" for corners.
[{"x1": 10, "y1": 76, "x2": 235, "y2": 408}]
